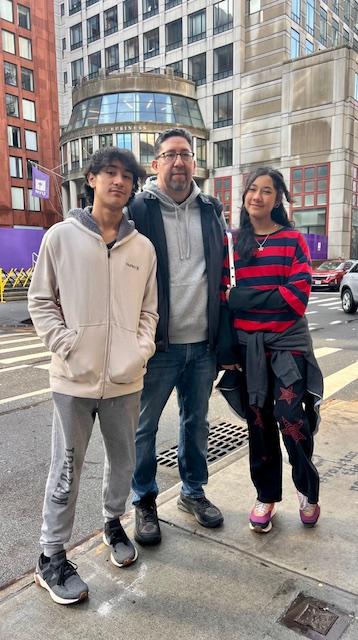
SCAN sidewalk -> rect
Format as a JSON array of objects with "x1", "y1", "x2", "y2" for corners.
[
  {"x1": 0, "y1": 400, "x2": 357, "y2": 639},
  {"x1": 0, "y1": 299, "x2": 31, "y2": 327}
]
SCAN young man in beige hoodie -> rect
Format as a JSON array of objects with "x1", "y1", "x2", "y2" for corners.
[{"x1": 28, "y1": 147, "x2": 158, "y2": 605}]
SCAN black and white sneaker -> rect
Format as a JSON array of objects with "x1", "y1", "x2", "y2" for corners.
[
  {"x1": 34, "y1": 551, "x2": 88, "y2": 605},
  {"x1": 103, "y1": 519, "x2": 138, "y2": 568},
  {"x1": 135, "y1": 495, "x2": 161, "y2": 546}
]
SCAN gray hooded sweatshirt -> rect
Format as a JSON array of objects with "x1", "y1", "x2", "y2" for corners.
[{"x1": 143, "y1": 177, "x2": 209, "y2": 344}]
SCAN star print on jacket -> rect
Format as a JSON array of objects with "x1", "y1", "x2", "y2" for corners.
[
  {"x1": 281, "y1": 417, "x2": 306, "y2": 443},
  {"x1": 278, "y1": 385, "x2": 297, "y2": 405}
]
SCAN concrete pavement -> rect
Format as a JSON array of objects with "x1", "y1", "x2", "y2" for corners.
[
  {"x1": 0, "y1": 399, "x2": 357, "y2": 639},
  {"x1": 0, "y1": 299, "x2": 31, "y2": 327}
]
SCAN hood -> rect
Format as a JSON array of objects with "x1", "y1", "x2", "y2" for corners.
[
  {"x1": 68, "y1": 206, "x2": 135, "y2": 242},
  {"x1": 142, "y1": 177, "x2": 201, "y2": 260}
]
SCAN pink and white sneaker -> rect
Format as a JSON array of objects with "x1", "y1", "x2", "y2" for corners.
[
  {"x1": 249, "y1": 500, "x2": 276, "y2": 533},
  {"x1": 297, "y1": 491, "x2": 320, "y2": 527}
]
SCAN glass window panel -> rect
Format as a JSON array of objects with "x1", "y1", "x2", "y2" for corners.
[
  {"x1": 154, "y1": 93, "x2": 174, "y2": 123},
  {"x1": 304, "y1": 166, "x2": 314, "y2": 179},
  {"x1": 196, "y1": 138, "x2": 206, "y2": 168},
  {"x1": 83, "y1": 96, "x2": 101, "y2": 126},
  {"x1": 304, "y1": 180, "x2": 314, "y2": 192},
  {"x1": 317, "y1": 179, "x2": 327, "y2": 191},
  {"x1": 143, "y1": 0, "x2": 158, "y2": 18},
  {"x1": 213, "y1": 0, "x2": 233, "y2": 33},
  {"x1": 306, "y1": 0, "x2": 314, "y2": 34},
  {"x1": 317, "y1": 193, "x2": 327, "y2": 205},
  {"x1": 22, "y1": 98, "x2": 36, "y2": 121},
  {"x1": 188, "y1": 53, "x2": 206, "y2": 85},
  {"x1": 104, "y1": 6, "x2": 118, "y2": 35},
  {"x1": 21, "y1": 67, "x2": 33, "y2": 91},
  {"x1": 18, "y1": 4, "x2": 31, "y2": 29},
  {"x1": 25, "y1": 129, "x2": 37, "y2": 150},
  {"x1": 28, "y1": 189, "x2": 41, "y2": 211},
  {"x1": 291, "y1": 28, "x2": 300, "y2": 58},
  {"x1": 123, "y1": 0, "x2": 138, "y2": 27},
  {"x1": 81, "y1": 136, "x2": 93, "y2": 161},
  {"x1": 6, "y1": 93, "x2": 19, "y2": 117},
  {"x1": 19, "y1": 36, "x2": 32, "y2": 59},
  {"x1": 105, "y1": 44, "x2": 119, "y2": 72},
  {"x1": 187, "y1": 98, "x2": 204, "y2": 127},
  {"x1": 99, "y1": 134, "x2": 113, "y2": 147},
  {"x1": 292, "y1": 168, "x2": 302, "y2": 180},
  {"x1": 214, "y1": 140, "x2": 232, "y2": 167},
  {"x1": 87, "y1": 15, "x2": 100, "y2": 42},
  {"x1": 213, "y1": 91, "x2": 233, "y2": 127},
  {"x1": 166, "y1": 19, "x2": 182, "y2": 50},
  {"x1": 7, "y1": 125, "x2": 21, "y2": 147},
  {"x1": 2, "y1": 30, "x2": 15, "y2": 53},
  {"x1": 304, "y1": 194, "x2": 314, "y2": 206},
  {"x1": 98, "y1": 93, "x2": 118, "y2": 124},
  {"x1": 0, "y1": 0, "x2": 13, "y2": 22},
  {"x1": 116, "y1": 133, "x2": 132, "y2": 150},
  {"x1": 213, "y1": 43, "x2": 233, "y2": 79},
  {"x1": 317, "y1": 164, "x2": 328, "y2": 177},
  {"x1": 140, "y1": 133, "x2": 155, "y2": 163},
  {"x1": 292, "y1": 195, "x2": 302, "y2": 207},
  {"x1": 88, "y1": 51, "x2": 101, "y2": 77},
  {"x1": 143, "y1": 28, "x2": 159, "y2": 58},
  {"x1": 9, "y1": 156, "x2": 23, "y2": 178},
  {"x1": 117, "y1": 93, "x2": 136, "y2": 121},
  {"x1": 124, "y1": 36, "x2": 139, "y2": 65},
  {"x1": 306, "y1": 39, "x2": 314, "y2": 54},
  {"x1": 292, "y1": 182, "x2": 302, "y2": 194},
  {"x1": 11, "y1": 187, "x2": 24, "y2": 210},
  {"x1": 188, "y1": 10, "x2": 206, "y2": 43},
  {"x1": 172, "y1": 95, "x2": 191, "y2": 125},
  {"x1": 4, "y1": 61, "x2": 17, "y2": 86},
  {"x1": 71, "y1": 58, "x2": 83, "y2": 84},
  {"x1": 138, "y1": 93, "x2": 156, "y2": 121}
]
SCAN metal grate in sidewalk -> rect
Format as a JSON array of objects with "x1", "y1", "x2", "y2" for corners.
[{"x1": 157, "y1": 419, "x2": 249, "y2": 468}]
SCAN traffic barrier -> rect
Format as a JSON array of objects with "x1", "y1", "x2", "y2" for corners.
[{"x1": 0, "y1": 267, "x2": 34, "y2": 303}]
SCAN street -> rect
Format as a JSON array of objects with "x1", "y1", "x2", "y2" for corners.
[{"x1": 0, "y1": 290, "x2": 357, "y2": 588}]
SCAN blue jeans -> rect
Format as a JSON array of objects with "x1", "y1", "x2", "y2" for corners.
[{"x1": 132, "y1": 342, "x2": 217, "y2": 503}]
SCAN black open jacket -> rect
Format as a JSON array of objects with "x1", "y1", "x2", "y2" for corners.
[{"x1": 127, "y1": 191, "x2": 225, "y2": 352}]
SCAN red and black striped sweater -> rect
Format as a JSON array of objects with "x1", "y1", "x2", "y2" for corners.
[{"x1": 220, "y1": 227, "x2": 312, "y2": 333}]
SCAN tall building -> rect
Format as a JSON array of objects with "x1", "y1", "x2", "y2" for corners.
[
  {"x1": 56, "y1": 0, "x2": 358, "y2": 258},
  {"x1": 0, "y1": 0, "x2": 61, "y2": 270}
]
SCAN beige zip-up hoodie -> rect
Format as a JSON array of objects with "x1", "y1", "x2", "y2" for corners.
[{"x1": 28, "y1": 209, "x2": 158, "y2": 399}]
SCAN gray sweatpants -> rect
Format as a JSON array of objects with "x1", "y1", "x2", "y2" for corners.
[{"x1": 40, "y1": 391, "x2": 141, "y2": 557}]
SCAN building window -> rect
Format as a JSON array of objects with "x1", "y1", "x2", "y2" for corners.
[
  {"x1": 213, "y1": 91, "x2": 233, "y2": 128},
  {"x1": 214, "y1": 140, "x2": 232, "y2": 168},
  {"x1": 144, "y1": 28, "x2": 159, "y2": 59},
  {"x1": 104, "y1": 6, "x2": 118, "y2": 36},
  {"x1": 248, "y1": 0, "x2": 260, "y2": 14},
  {"x1": 306, "y1": 0, "x2": 314, "y2": 35},
  {"x1": 166, "y1": 19, "x2": 182, "y2": 52},
  {"x1": 86, "y1": 0, "x2": 98, "y2": 6},
  {"x1": 140, "y1": 133, "x2": 155, "y2": 164},
  {"x1": 291, "y1": 164, "x2": 329, "y2": 234},
  {"x1": 70, "y1": 139, "x2": 80, "y2": 169},
  {"x1": 2, "y1": 30, "x2": 16, "y2": 54},
  {"x1": 332, "y1": 0, "x2": 339, "y2": 14},
  {"x1": 188, "y1": 10, "x2": 206, "y2": 44},
  {"x1": 81, "y1": 137, "x2": 93, "y2": 162},
  {"x1": 143, "y1": 0, "x2": 158, "y2": 20},
  {"x1": 124, "y1": 36, "x2": 139, "y2": 66},
  {"x1": 19, "y1": 35, "x2": 32, "y2": 59},
  {"x1": 306, "y1": 39, "x2": 314, "y2": 54},
  {"x1": 4, "y1": 60, "x2": 17, "y2": 86},
  {"x1": 214, "y1": 176, "x2": 232, "y2": 223},
  {"x1": 11, "y1": 187, "x2": 24, "y2": 210},
  {"x1": 344, "y1": 0, "x2": 350, "y2": 23},
  {"x1": 87, "y1": 15, "x2": 100, "y2": 44},
  {"x1": 64, "y1": 71, "x2": 68, "y2": 85},
  {"x1": 25, "y1": 129, "x2": 37, "y2": 150},
  {"x1": 343, "y1": 28, "x2": 350, "y2": 45},
  {"x1": 291, "y1": 28, "x2": 300, "y2": 58},
  {"x1": 117, "y1": 133, "x2": 132, "y2": 150},
  {"x1": 28, "y1": 189, "x2": 40, "y2": 211},
  {"x1": 70, "y1": 23, "x2": 82, "y2": 50},
  {"x1": 165, "y1": 0, "x2": 181, "y2": 8},
  {"x1": 355, "y1": 73, "x2": 358, "y2": 100},
  {"x1": 196, "y1": 138, "x2": 206, "y2": 168},
  {"x1": 22, "y1": 98, "x2": 35, "y2": 121},
  {"x1": 18, "y1": 4, "x2": 31, "y2": 29},
  {"x1": 26, "y1": 159, "x2": 33, "y2": 179},
  {"x1": 166, "y1": 60, "x2": 183, "y2": 77},
  {"x1": 291, "y1": 0, "x2": 300, "y2": 24},
  {"x1": 88, "y1": 51, "x2": 101, "y2": 78},
  {"x1": 188, "y1": 53, "x2": 206, "y2": 85},
  {"x1": 213, "y1": 0, "x2": 233, "y2": 34},
  {"x1": 9, "y1": 155, "x2": 23, "y2": 178},
  {"x1": 213, "y1": 43, "x2": 233, "y2": 80},
  {"x1": 123, "y1": 0, "x2": 138, "y2": 28},
  {"x1": 105, "y1": 44, "x2": 119, "y2": 73},
  {"x1": 332, "y1": 19, "x2": 339, "y2": 47},
  {"x1": 71, "y1": 58, "x2": 83, "y2": 86},
  {"x1": 319, "y1": 7, "x2": 327, "y2": 46},
  {"x1": 5, "y1": 93, "x2": 19, "y2": 117},
  {"x1": 69, "y1": 0, "x2": 81, "y2": 15},
  {"x1": 0, "y1": 0, "x2": 13, "y2": 22},
  {"x1": 7, "y1": 125, "x2": 21, "y2": 147},
  {"x1": 99, "y1": 134, "x2": 113, "y2": 148},
  {"x1": 60, "y1": 3, "x2": 65, "y2": 17},
  {"x1": 62, "y1": 37, "x2": 66, "y2": 54}
]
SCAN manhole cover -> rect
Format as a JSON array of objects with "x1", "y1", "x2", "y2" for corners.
[
  {"x1": 157, "y1": 419, "x2": 248, "y2": 468},
  {"x1": 279, "y1": 593, "x2": 353, "y2": 639}
]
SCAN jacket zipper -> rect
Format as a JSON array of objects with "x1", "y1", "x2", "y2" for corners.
[{"x1": 101, "y1": 246, "x2": 112, "y2": 398}]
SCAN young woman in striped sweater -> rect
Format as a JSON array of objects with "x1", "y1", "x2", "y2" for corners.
[{"x1": 218, "y1": 167, "x2": 323, "y2": 534}]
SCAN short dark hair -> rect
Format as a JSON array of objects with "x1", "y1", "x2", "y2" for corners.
[
  {"x1": 83, "y1": 147, "x2": 146, "y2": 205},
  {"x1": 154, "y1": 128, "x2": 193, "y2": 157}
]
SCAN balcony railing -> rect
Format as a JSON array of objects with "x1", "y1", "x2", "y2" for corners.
[
  {"x1": 213, "y1": 118, "x2": 232, "y2": 129},
  {"x1": 188, "y1": 31, "x2": 206, "y2": 44},
  {"x1": 213, "y1": 69, "x2": 232, "y2": 81},
  {"x1": 69, "y1": 2, "x2": 81, "y2": 16},
  {"x1": 104, "y1": 25, "x2": 118, "y2": 37},
  {"x1": 165, "y1": 0, "x2": 181, "y2": 8},
  {"x1": 144, "y1": 47, "x2": 159, "y2": 59},
  {"x1": 86, "y1": 0, "x2": 98, "y2": 6},
  {"x1": 123, "y1": 16, "x2": 138, "y2": 28},
  {"x1": 143, "y1": 8, "x2": 159, "y2": 20},
  {"x1": 166, "y1": 39, "x2": 182, "y2": 52},
  {"x1": 70, "y1": 40, "x2": 83, "y2": 50},
  {"x1": 124, "y1": 55, "x2": 139, "y2": 67},
  {"x1": 213, "y1": 20, "x2": 233, "y2": 35},
  {"x1": 87, "y1": 33, "x2": 100, "y2": 44}
]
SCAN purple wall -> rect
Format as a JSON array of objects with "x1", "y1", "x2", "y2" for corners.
[
  {"x1": 304, "y1": 233, "x2": 328, "y2": 261},
  {"x1": 0, "y1": 227, "x2": 45, "y2": 271}
]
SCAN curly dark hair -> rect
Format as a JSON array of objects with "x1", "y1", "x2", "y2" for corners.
[
  {"x1": 83, "y1": 147, "x2": 146, "y2": 205},
  {"x1": 236, "y1": 166, "x2": 293, "y2": 261}
]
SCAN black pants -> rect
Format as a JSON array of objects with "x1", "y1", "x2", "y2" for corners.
[{"x1": 239, "y1": 347, "x2": 320, "y2": 505}]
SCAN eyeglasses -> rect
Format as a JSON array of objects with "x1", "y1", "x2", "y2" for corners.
[{"x1": 156, "y1": 151, "x2": 195, "y2": 164}]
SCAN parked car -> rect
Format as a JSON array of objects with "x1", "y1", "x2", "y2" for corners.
[
  {"x1": 340, "y1": 260, "x2": 358, "y2": 314},
  {"x1": 311, "y1": 259, "x2": 356, "y2": 291}
]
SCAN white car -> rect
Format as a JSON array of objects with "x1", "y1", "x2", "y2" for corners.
[{"x1": 340, "y1": 260, "x2": 358, "y2": 313}]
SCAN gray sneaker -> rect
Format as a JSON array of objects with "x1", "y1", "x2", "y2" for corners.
[
  {"x1": 103, "y1": 519, "x2": 138, "y2": 568},
  {"x1": 177, "y1": 493, "x2": 224, "y2": 528},
  {"x1": 34, "y1": 551, "x2": 88, "y2": 605}
]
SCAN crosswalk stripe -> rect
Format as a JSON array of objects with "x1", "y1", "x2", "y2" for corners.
[
  {"x1": 305, "y1": 311, "x2": 317, "y2": 315},
  {"x1": 308, "y1": 297, "x2": 339, "y2": 304},
  {"x1": 0, "y1": 332, "x2": 32, "y2": 339},
  {"x1": 314, "y1": 347, "x2": 341, "y2": 358},
  {"x1": 324, "y1": 362, "x2": 358, "y2": 399},
  {"x1": 0, "y1": 388, "x2": 51, "y2": 406},
  {"x1": 330, "y1": 320, "x2": 342, "y2": 325},
  {"x1": 0, "y1": 336, "x2": 40, "y2": 346},
  {"x1": 319, "y1": 301, "x2": 343, "y2": 307},
  {"x1": 0, "y1": 364, "x2": 30, "y2": 374},
  {"x1": 0, "y1": 342, "x2": 44, "y2": 355},
  {"x1": 35, "y1": 363, "x2": 51, "y2": 370},
  {"x1": 0, "y1": 351, "x2": 51, "y2": 364}
]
